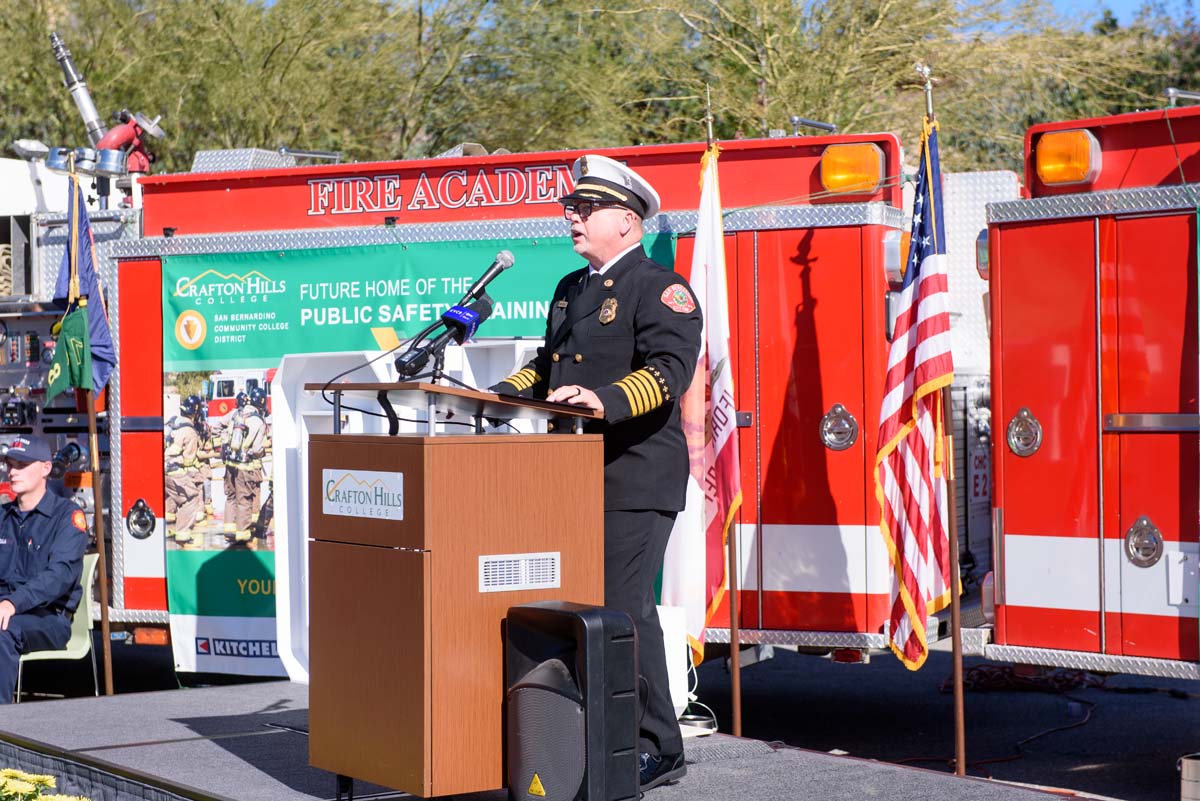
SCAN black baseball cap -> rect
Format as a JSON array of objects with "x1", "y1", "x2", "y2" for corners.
[{"x1": 6, "y1": 436, "x2": 53, "y2": 464}]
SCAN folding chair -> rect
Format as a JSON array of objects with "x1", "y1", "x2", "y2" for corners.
[{"x1": 16, "y1": 552, "x2": 100, "y2": 702}]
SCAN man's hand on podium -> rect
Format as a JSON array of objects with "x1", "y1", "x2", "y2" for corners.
[{"x1": 546, "y1": 384, "x2": 604, "y2": 416}]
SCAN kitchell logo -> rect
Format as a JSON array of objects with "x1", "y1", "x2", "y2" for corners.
[
  {"x1": 174, "y1": 269, "x2": 287, "y2": 307},
  {"x1": 323, "y1": 469, "x2": 404, "y2": 520}
]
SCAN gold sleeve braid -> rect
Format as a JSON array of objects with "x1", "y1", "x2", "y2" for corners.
[
  {"x1": 503, "y1": 367, "x2": 541, "y2": 392},
  {"x1": 613, "y1": 366, "x2": 671, "y2": 417}
]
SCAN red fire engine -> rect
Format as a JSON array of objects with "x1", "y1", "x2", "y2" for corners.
[
  {"x1": 7, "y1": 114, "x2": 1028, "y2": 678},
  {"x1": 30, "y1": 133, "x2": 1002, "y2": 672},
  {"x1": 206, "y1": 367, "x2": 276, "y2": 416},
  {"x1": 981, "y1": 103, "x2": 1200, "y2": 678}
]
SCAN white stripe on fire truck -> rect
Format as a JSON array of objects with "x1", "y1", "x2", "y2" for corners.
[
  {"x1": 732, "y1": 524, "x2": 893, "y2": 595},
  {"x1": 1004, "y1": 534, "x2": 1198, "y2": 617},
  {"x1": 124, "y1": 517, "x2": 168, "y2": 579}
]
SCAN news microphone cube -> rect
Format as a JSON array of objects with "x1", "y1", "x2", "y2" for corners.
[{"x1": 442, "y1": 304, "x2": 482, "y2": 339}]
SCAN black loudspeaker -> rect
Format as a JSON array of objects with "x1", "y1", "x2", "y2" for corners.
[{"x1": 506, "y1": 601, "x2": 638, "y2": 801}]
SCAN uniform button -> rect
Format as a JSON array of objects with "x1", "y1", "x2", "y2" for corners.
[
  {"x1": 552, "y1": 353, "x2": 560, "y2": 362},
  {"x1": 604, "y1": 278, "x2": 614, "y2": 288},
  {"x1": 574, "y1": 354, "x2": 583, "y2": 363},
  {"x1": 547, "y1": 422, "x2": 555, "y2": 432}
]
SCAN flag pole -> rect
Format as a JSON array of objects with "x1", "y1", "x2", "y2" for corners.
[
  {"x1": 82, "y1": 331, "x2": 114, "y2": 696},
  {"x1": 65, "y1": 160, "x2": 114, "y2": 695},
  {"x1": 706, "y1": 82, "x2": 742, "y2": 736},
  {"x1": 918, "y1": 62, "x2": 966, "y2": 777}
]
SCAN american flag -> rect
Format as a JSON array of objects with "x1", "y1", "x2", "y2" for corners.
[{"x1": 874, "y1": 119, "x2": 955, "y2": 670}]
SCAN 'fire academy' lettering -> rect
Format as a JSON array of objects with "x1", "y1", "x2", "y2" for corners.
[{"x1": 307, "y1": 165, "x2": 574, "y2": 216}]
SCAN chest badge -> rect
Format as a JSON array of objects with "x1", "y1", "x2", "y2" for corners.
[{"x1": 598, "y1": 297, "x2": 618, "y2": 325}]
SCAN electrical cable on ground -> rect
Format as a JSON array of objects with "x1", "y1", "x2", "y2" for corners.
[
  {"x1": 894, "y1": 666, "x2": 1106, "y2": 777},
  {"x1": 678, "y1": 649, "x2": 719, "y2": 732}
]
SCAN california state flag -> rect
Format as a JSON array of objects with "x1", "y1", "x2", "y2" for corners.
[{"x1": 663, "y1": 143, "x2": 743, "y2": 663}]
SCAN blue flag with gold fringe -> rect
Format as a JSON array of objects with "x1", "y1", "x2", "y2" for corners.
[{"x1": 53, "y1": 173, "x2": 115, "y2": 393}]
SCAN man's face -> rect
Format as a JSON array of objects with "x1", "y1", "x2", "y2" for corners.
[
  {"x1": 566, "y1": 202, "x2": 634, "y2": 266},
  {"x1": 5, "y1": 458, "x2": 50, "y2": 496}
]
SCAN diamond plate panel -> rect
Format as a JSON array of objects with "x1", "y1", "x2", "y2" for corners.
[
  {"x1": 960, "y1": 626, "x2": 992, "y2": 656},
  {"x1": 102, "y1": 608, "x2": 170, "y2": 624},
  {"x1": 716, "y1": 202, "x2": 904, "y2": 232},
  {"x1": 110, "y1": 219, "x2": 565, "y2": 257},
  {"x1": 705, "y1": 628, "x2": 889, "y2": 649},
  {"x1": 944, "y1": 172, "x2": 1019, "y2": 374},
  {"x1": 190, "y1": 149, "x2": 297, "y2": 173},
  {"x1": 34, "y1": 209, "x2": 140, "y2": 300},
  {"x1": 984, "y1": 644, "x2": 1200, "y2": 680},
  {"x1": 106, "y1": 239, "x2": 126, "y2": 611},
  {"x1": 988, "y1": 182, "x2": 1200, "y2": 224}
]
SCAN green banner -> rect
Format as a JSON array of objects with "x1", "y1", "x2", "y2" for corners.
[
  {"x1": 166, "y1": 550, "x2": 277, "y2": 617},
  {"x1": 163, "y1": 236, "x2": 677, "y2": 370},
  {"x1": 163, "y1": 239, "x2": 563, "y2": 370}
]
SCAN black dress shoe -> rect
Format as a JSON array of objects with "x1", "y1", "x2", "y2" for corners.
[{"x1": 639, "y1": 751, "x2": 686, "y2": 791}]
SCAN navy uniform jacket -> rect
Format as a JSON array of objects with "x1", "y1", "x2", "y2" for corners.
[
  {"x1": 493, "y1": 248, "x2": 702, "y2": 511},
  {"x1": 0, "y1": 491, "x2": 87, "y2": 616}
]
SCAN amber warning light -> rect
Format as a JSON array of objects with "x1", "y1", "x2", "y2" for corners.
[
  {"x1": 820, "y1": 143, "x2": 885, "y2": 194},
  {"x1": 1035, "y1": 129, "x2": 1101, "y2": 186}
]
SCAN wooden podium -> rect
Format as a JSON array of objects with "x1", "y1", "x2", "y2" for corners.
[{"x1": 305, "y1": 383, "x2": 604, "y2": 797}]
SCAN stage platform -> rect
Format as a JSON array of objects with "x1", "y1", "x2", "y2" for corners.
[{"x1": 0, "y1": 680, "x2": 1070, "y2": 801}]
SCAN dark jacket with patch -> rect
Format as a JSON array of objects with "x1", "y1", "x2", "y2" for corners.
[
  {"x1": 493, "y1": 248, "x2": 702, "y2": 511},
  {"x1": 0, "y1": 491, "x2": 87, "y2": 616}
]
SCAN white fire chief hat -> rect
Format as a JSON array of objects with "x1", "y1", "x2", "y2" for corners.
[{"x1": 559, "y1": 154, "x2": 661, "y2": 220}]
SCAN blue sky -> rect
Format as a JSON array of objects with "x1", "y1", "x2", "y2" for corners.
[{"x1": 1052, "y1": 0, "x2": 1189, "y2": 26}]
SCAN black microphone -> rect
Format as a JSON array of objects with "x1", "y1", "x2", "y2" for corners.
[
  {"x1": 395, "y1": 294, "x2": 495, "y2": 378},
  {"x1": 459, "y1": 250, "x2": 515, "y2": 304}
]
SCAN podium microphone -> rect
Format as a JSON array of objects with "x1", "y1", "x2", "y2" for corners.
[
  {"x1": 459, "y1": 250, "x2": 515, "y2": 304},
  {"x1": 395, "y1": 294, "x2": 495, "y2": 378}
]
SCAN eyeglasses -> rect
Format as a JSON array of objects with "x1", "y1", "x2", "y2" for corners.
[{"x1": 562, "y1": 201, "x2": 625, "y2": 221}]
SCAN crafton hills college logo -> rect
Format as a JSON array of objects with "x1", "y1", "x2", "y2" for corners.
[
  {"x1": 175, "y1": 310, "x2": 207, "y2": 350},
  {"x1": 322, "y1": 468, "x2": 404, "y2": 520}
]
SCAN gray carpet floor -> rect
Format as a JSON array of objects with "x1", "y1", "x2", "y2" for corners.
[{"x1": 0, "y1": 681, "x2": 1069, "y2": 800}]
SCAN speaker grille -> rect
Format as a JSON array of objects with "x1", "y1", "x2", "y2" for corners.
[
  {"x1": 508, "y1": 684, "x2": 585, "y2": 801},
  {"x1": 479, "y1": 551, "x2": 560, "y2": 593}
]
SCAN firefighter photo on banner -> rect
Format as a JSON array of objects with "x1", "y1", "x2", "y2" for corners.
[
  {"x1": 162, "y1": 369, "x2": 282, "y2": 677},
  {"x1": 164, "y1": 373, "x2": 274, "y2": 553}
]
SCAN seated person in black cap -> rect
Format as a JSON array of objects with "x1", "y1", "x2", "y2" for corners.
[
  {"x1": 0, "y1": 436, "x2": 88, "y2": 703},
  {"x1": 492, "y1": 154, "x2": 701, "y2": 791}
]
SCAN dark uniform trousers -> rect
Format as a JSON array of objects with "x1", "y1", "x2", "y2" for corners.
[
  {"x1": 0, "y1": 609, "x2": 70, "y2": 701},
  {"x1": 494, "y1": 247, "x2": 703, "y2": 758},
  {"x1": 605, "y1": 509, "x2": 682, "y2": 757}
]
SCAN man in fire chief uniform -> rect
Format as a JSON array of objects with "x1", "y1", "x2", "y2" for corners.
[
  {"x1": 491, "y1": 154, "x2": 701, "y2": 792},
  {"x1": 0, "y1": 436, "x2": 87, "y2": 703},
  {"x1": 164, "y1": 395, "x2": 204, "y2": 545}
]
